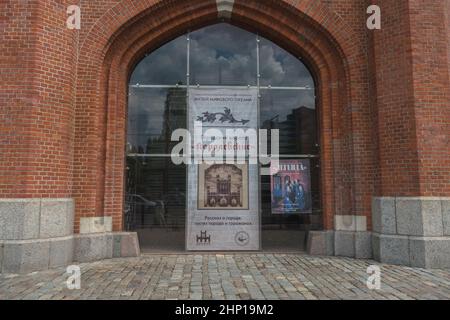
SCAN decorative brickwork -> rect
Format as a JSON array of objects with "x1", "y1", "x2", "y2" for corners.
[{"x1": 1, "y1": 0, "x2": 449, "y2": 269}]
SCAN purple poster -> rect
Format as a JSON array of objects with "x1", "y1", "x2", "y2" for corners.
[{"x1": 271, "y1": 159, "x2": 312, "y2": 214}]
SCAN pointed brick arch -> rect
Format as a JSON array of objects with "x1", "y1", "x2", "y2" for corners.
[{"x1": 73, "y1": 0, "x2": 374, "y2": 234}]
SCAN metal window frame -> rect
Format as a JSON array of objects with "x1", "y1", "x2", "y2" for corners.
[{"x1": 126, "y1": 28, "x2": 321, "y2": 249}]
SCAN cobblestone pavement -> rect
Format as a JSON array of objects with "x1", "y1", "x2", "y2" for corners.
[{"x1": 1, "y1": 254, "x2": 449, "y2": 300}]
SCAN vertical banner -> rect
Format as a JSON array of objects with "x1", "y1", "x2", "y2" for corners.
[
  {"x1": 187, "y1": 88, "x2": 260, "y2": 251},
  {"x1": 271, "y1": 159, "x2": 312, "y2": 214}
]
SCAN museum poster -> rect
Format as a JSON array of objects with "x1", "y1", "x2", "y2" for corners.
[
  {"x1": 271, "y1": 159, "x2": 312, "y2": 214},
  {"x1": 186, "y1": 88, "x2": 260, "y2": 250}
]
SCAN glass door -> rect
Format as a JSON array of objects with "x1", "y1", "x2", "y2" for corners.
[{"x1": 125, "y1": 23, "x2": 320, "y2": 252}]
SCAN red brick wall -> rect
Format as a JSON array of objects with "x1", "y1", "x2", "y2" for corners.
[
  {"x1": 0, "y1": 0, "x2": 79, "y2": 198},
  {"x1": 71, "y1": 0, "x2": 372, "y2": 231},
  {"x1": 408, "y1": 0, "x2": 450, "y2": 196},
  {"x1": 448, "y1": 0, "x2": 450, "y2": 92},
  {"x1": 372, "y1": 0, "x2": 420, "y2": 196},
  {"x1": 1, "y1": 0, "x2": 449, "y2": 233},
  {"x1": 447, "y1": 0, "x2": 450, "y2": 88},
  {"x1": 372, "y1": 0, "x2": 450, "y2": 196}
]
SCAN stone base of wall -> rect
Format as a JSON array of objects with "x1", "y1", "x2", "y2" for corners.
[
  {"x1": 307, "y1": 213, "x2": 373, "y2": 259},
  {"x1": 3, "y1": 197, "x2": 449, "y2": 272},
  {"x1": 306, "y1": 230, "x2": 334, "y2": 256},
  {"x1": 0, "y1": 232, "x2": 140, "y2": 274},
  {"x1": 307, "y1": 197, "x2": 450, "y2": 269},
  {"x1": 307, "y1": 230, "x2": 373, "y2": 259},
  {"x1": 0, "y1": 199, "x2": 140, "y2": 274},
  {"x1": 73, "y1": 232, "x2": 140, "y2": 263},
  {"x1": 372, "y1": 197, "x2": 450, "y2": 269},
  {"x1": 372, "y1": 233, "x2": 450, "y2": 268}
]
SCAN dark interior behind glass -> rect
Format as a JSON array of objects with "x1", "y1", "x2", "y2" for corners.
[{"x1": 125, "y1": 23, "x2": 321, "y2": 252}]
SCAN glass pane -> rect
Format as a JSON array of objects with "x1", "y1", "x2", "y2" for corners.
[
  {"x1": 190, "y1": 23, "x2": 257, "y2": 86},
  {"x1": 260, "y1": 89, "x2": 320, "y2": 252},
  {"x1": 126, "y1": 23, "x2": 321, "y2": 253},
  {"x1": 127, "y1": 87, "x2": 187, "y2": 154},
  {"x1": 125, "y1": 157, "x2": 186, "y2": 251},
  {"x1": 260, "y1": 157, "x2": 322, "y2": 240},
  {"x1": 126, "y1": 85, "x2": 187, "y2": 252},
  {"x1": 260, "y1": 89, "x2": 318, "y2": 155},
  {"x1": 259, "y1": 37, "x2": 315, "y2": 88},
  {"x1": 129, "y1": 35, "x2": 187, "y2": 85}
]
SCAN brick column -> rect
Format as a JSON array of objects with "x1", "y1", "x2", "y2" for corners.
[
  {"x1": 371, "y1": 0, "x2": 450, "y2": 268},
  {"x1": 0, "y1": 0, "x2": 78, "y2": 273},
  {"x1": 0, "y1": 1, "x2": 140, "y2": 274}
]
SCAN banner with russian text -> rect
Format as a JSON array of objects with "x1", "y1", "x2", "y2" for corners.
[{"x1": 186, "y1": 88, "x2": 260, "y2": 250}]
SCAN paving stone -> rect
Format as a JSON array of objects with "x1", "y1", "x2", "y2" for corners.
[{"x1": 0, "y1": 253, "x2": 449, "y2": 300}]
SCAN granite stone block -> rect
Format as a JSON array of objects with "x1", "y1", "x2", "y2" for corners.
[
  {"x1": 442, "y1": 200, "x2": 450, "y2": 236},
  {"x1": 49, "y1": 237, "x2": 74, "y2": 268},
  {"x1": 307, "y1": 231, "x2": 334, "y2": 256},
  {"x1": 40, "y1": 199, "x2": 74, "y2": 238},
  {"x1": 378, "y1": 234, "x2": 410, "y2": 266},
  {"x1": 355, "y1": 232, "x2": 372, "y2": 259},
  {"x1": 119, "y1": 233, "x2": 140, "y2": 257},
  {"x1": 73, "y1": 233, "x2": 113, "y2": 263},
  {"x1": 334, "y1": 231, "x2": 355, "y2": 257},
  {"x1": 410, "y1": 237, "x2": 450, "y2": 269},
  {"x1": 2, "y1": 240, "x2": 50, "y2": 274},
  {"x1": 0, "y1": 199, "x2": 40, "y2": 240},
  {"x1": 372, "y1": 197, "x2": 396, "y2": 234},
  {"x1": 396, "y1": 198, "x2": 443, "y2": 237}
]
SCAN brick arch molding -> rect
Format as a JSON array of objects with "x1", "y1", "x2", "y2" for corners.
[{"x1": 73, "y1": 0, "x2": 373, "y2": 235}]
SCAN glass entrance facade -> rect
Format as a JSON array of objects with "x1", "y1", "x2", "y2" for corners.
[{"x1": 125, "y1": 23, "x2": 321, "y2": 252}]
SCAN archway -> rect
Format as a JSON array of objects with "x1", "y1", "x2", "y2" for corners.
[
  {"x1": 125, "y1": 23, "x2": 320, "y2": 252},
  {"x1": 73, "y1": 0, "x2": 373, "y2": 256}
]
